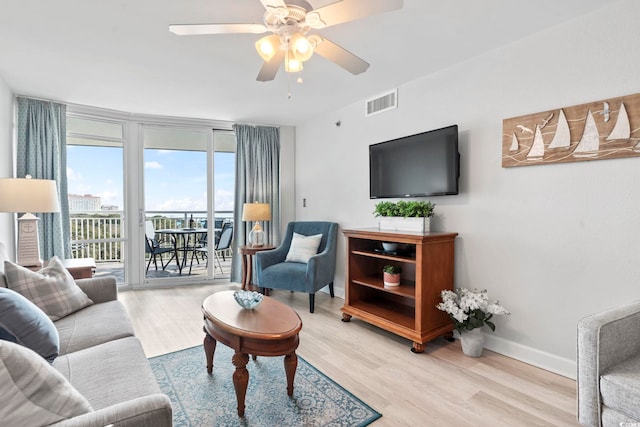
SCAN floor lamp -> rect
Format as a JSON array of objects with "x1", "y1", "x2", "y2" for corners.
[
  {"x1": 0, "y1": 176, "x2": 61, "y2": 267},
  {"x1": 242, "y1": 202, "x2": 271, "y2": 247}
]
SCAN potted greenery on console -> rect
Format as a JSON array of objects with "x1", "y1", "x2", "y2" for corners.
[{"x1": 374, "y1": 200, "x2": 435, "y2": 232}]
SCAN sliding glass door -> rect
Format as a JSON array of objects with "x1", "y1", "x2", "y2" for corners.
[{"x1": 141, "y1": 126, "x2": 236, "y2": 285}]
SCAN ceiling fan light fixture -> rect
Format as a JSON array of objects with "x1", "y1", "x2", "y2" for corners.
[
  {"x1": 285, "y1": 53, "x2": 303, "y2": 73},
  {"x1": 290, "y1": 33, "x2": 314, "y2": 62},
  {"x1": 255, "y1": 34, "x2": 281, "y2": 61}
]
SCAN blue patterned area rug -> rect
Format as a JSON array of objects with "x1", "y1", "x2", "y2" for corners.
[{"x1": 149, "y1": 345, "x2": 381, "y2": 426}]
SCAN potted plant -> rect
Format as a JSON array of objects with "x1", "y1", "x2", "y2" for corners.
[
  {"x1": 373, "y1": 200, "x2": 435, "y2": 232},
  {"x1": 436, "y1": 288, "x2": 510, "y2": 357},
  {"x1": 382, "y1": 265, "x2": 402, "y2": 287}
]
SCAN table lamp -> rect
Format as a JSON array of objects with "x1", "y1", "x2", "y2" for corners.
[
  {"x1": 0, "y1": 176, "x2": 61, "y2": 267},
  {"x1": 242, "y1": 202, "x2": 271, "y2": 247}
]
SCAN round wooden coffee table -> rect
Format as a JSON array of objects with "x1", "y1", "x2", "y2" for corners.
[{"x1": 202, "y1": 290, "x2": 303, "y2": 417}]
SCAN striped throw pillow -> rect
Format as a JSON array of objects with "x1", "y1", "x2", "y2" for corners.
[
  {"x1": 0, "y1": 340, "x2": 92, "y2": 425},
  {"x1": 4, "y1": 256, "x2": 93, "y2": 321}
]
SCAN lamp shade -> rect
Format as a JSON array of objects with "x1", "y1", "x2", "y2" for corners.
[
  {"x1": 242, "y1": 203, "x2": 271, "y2": 222},
  {"x1": 255, "y1": 34, "x2": 281, "y2": 61},
  {"x1": 290, "y1": 33, "x2": 314, "y2": 62},
  {"x1": 0, "y1": 178, "x2": 61, "y2": 213},
  {"x1": 285, "y1": 51, "x2": 303, "y2": 73}
]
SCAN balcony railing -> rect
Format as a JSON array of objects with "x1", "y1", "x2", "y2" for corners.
[{"x1": 70, "y1": 210, "x2": 234, "y2": 262}]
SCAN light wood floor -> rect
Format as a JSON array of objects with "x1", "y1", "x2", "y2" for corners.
[{"x1": 118, "y1": 282, "x2": 579, "y2": 427}]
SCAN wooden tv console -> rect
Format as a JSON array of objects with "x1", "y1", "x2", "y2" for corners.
[{"x1": 341, "y1": 228, "x2": 457, "y2": 353}]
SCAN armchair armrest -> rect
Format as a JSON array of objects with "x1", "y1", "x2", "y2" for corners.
[
  {"x1": 305, "y1": 246, "x2": 337, "y2": 292},
  {"x1": 256, "y1": 245, "x2": 289, "y2": 271},
  {"x1": 577, "y1": 300, "x2": 640, "y2": 426},
  {"x1": 74, "y1": 276, "x2": 118, "y2": 304},
  {"x1": 50, "y1": 394, "x2": 172, "y2": 427}
]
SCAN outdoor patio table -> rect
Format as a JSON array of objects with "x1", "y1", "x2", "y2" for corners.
[{"x1": 155, "y1": 228, "x2": 207, "y2": 275}]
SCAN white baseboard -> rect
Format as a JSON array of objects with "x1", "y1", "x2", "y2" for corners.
[
  {"x1": 483, "y1": 333, "x2": 577, "y2": 380},
  {"x1": 326, "y1": 287, "x2": 576, "y2": 379}
]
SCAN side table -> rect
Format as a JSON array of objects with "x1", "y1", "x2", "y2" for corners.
[
  {"x1": 238, "y1": 245, "x2": 275, "y2": 290},
  {"x1": 26, "y1": 257, "x2": 96, "y2": 280},
  {"x1": 61, "y1": 258, "x2": 96, "y2": 279}
]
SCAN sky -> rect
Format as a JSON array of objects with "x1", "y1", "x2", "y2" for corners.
[{"x1": 66, "y1": 146, "x2": 235, "y2": 212}]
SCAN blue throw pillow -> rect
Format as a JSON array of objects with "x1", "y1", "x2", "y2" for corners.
[
  {"x1": 0, "y1": 326, "x2": 17, "y2": 342},
  {"x1": 0, "y1": 288, "x2": 59, "y2": 362}
]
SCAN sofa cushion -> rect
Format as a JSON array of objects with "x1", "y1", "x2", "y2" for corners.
[
  {"x1": 0, "y1": 340, "x2": 92, "y2": 426},
  {"x1": 4, "y1": 256, "x2": 93, "y2": 321},
  {"x1": 56, "y1": 300, "x2": 135, "y2": 355},
  {"x1": 600, "y1": 352, "x2": 640, "y2": 420},
  {"x1": 0, "y1": 287, "x2": 59, "y2": 362},
  {"x1": 285, "y1": 232, "x2": 322, "y2": 263},
  {"x1": 53, "y1": 336, "x2": 162, "y2": 410}
]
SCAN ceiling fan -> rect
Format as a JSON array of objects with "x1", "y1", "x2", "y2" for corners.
[{"x1": 169, "y1": 0, "x2": 403, "y2": 82}]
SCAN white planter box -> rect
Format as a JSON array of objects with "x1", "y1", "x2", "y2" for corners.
[{"x1": 378, "y1": 216, "x2": 431, "y2": 233}]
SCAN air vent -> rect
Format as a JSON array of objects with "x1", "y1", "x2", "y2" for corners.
[{"x1": 366, "y1": 89, "x2": 397, "y2": 117}]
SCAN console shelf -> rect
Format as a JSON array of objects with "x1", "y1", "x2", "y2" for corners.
[{"x1": 341, "y1": 228, "x2": 458, "y2": 353}]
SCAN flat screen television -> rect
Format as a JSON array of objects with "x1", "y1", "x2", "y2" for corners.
[{"x1": 369, "y1": 124, "x2": 459, "y2": 198}]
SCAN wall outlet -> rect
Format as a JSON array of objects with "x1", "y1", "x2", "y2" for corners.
[{"x1": 303, "y1": 198, "x2": 307, "y2": 207}]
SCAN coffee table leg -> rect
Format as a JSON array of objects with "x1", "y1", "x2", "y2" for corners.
[
  {"x1": 284, "y1": 352, "x2": 298, "y2": 397},
  {"x1": 203, "y1": 332, "x2": 217, "y2": 374},
  {"x1": 232, "y1": 352, "x2": 250, "y2": 417}
]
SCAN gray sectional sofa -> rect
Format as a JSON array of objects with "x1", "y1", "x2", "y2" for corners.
[
  {"x1": 0, "y1": 245, "x2": 172, "y2": 426},
  {"x1": 577, "y1": 300, "x2": 640, "y2": 426}
]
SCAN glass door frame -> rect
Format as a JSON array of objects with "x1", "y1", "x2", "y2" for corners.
[
  {"x1": 138, "y1": 122, "x2": 216, "y2": 286},
  {"x1": 66, "y1": 112, "x2": 128, "y2": 285}
]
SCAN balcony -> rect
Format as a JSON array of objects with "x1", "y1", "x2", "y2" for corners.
[{"x1": 70, "y1": 210, "x2": 234, "y2": 285}]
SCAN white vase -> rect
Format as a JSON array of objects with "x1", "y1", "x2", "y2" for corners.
[{"x1": 459, "y1": 328, "x2": 485, "y2": 357}]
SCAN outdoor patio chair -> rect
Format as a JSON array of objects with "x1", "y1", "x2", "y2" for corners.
[
  {"x1": 189, "y1": 224, "x2": 233, "y2": 274},
  {"x1": 145, "y1": 220, "x2": 175, "y2": 273},
  {"x1": 214, "y1": 224, "x2": 233, "y2": 271}
]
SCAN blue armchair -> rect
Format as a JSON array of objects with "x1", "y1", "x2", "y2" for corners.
[{"x1": 255, "y1": 221, "x2": 338, "y2": 313}]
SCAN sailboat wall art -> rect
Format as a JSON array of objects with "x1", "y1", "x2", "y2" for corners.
[{"x1": 502, "y1": 92, "x2": 640, "y2": 167}]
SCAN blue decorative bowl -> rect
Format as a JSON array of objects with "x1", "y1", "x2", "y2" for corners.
[{"x1": 233, "y1": 290, "x2": 263, "y2": 309}]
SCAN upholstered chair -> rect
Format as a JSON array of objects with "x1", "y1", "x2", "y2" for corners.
[
  {"x1": 577, "y1": 300, "x2": 640, "y2": 426},
  {"x1": 255, "y1": 221, "x2": 338, "y2": 313}
]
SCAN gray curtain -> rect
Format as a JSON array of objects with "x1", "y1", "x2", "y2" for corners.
[
  {"x1": 16, "y1": 97, "x2": 71, "y2": 260},
  {"x1": 230, "y1": 124, "x2": 280, "y2": 283}
]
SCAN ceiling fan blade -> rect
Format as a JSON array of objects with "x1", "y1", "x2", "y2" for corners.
[
  {"x1": 313, "y1": 37, "x2": 369, "y2": 75},
  {"x1": 169, "y1": 23, "x2": 267, "y2": 35},
  {"x1": 313, "y1": 0, "x2": 403, "y2": 28},
  {"x1": 256, "y1": 50, "x2": 285, "y2": 82},
  {"x1": 259, "y1": 0, "x2": 288, "y2": 19},
  {"x1": 259, "y1": 0, "x2": 287, "y2": 10}
]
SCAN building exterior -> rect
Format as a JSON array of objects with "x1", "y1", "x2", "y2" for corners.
[{"x1": 68, "y1": 194, "x2": 101, "y2": 211}]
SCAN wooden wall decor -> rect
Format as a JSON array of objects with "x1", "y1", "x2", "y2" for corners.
[{"x1": 502, "y1": 93, "x2": 640, "y2": 167}]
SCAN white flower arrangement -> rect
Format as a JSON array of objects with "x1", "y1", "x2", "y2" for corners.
[{"x1": 436, "y1": 288, "x2": 510, "y2": 333}]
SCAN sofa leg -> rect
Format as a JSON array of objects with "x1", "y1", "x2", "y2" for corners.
[
  {"x1": 309, "y1": 294, "x2": 315, "y2": 313},
  {"x1": 329, "y1": 282, "x2": 334, "y2": 298}
]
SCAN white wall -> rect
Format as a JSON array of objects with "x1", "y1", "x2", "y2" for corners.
[
  {"x1": 294, "y1": 0, "x2": 640, "y2": 378},
  {"x1": 0, "y1": 74, "x2": 14, "y2": 256}
]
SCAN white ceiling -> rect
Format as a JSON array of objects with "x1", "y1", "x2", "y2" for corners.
[{"x1": 0, "y1": 0, "x2": 609, "y2": 126}]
